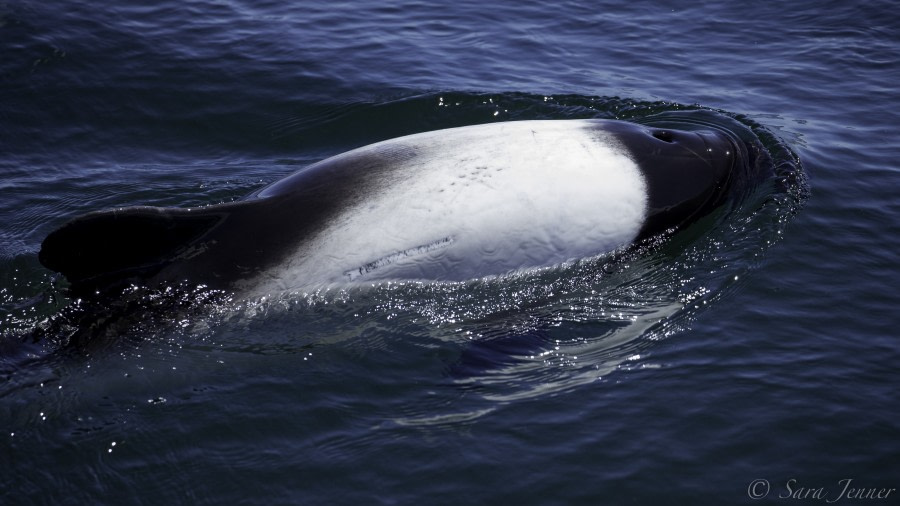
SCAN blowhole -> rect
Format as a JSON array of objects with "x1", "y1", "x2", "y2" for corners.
[{"x1": 652, "y1": 130, "x2": 674, "y2": 143}]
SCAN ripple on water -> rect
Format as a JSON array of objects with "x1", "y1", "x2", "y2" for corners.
[{"x1": 3, "y1": 96, "x2": 805, "y2": 430}]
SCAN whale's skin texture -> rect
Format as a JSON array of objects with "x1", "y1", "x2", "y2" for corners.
[{"x1": 39, "y1": 119, "x2": 744, "y2": 298}]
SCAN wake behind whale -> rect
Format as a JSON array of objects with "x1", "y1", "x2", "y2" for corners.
[{"x1": 8, "y1": 103, "x2": 804, "y2": 405}]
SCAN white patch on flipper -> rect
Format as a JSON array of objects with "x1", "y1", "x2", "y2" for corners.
[{"x1": 249, "y1": 120, "x2": 647, "y2": 295}]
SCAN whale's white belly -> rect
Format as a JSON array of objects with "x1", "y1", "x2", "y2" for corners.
[{"x1": 251, "y1": 120, "x2": 647, "y2": 294}]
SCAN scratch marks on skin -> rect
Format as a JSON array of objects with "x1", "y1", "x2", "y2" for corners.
[
  {"x1": 249, "y1": 120, "x2": 647, "y2": 295},
  {"x1": 345, "y1": 236, "x2": 455, "y2": 281},
  {"x1": 449, "y1": 164, "x2": 500, "y2": 191}
]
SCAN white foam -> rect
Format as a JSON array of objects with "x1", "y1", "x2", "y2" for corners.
[{"x1": 249, "y1": 120, "x2": 647, "y2": 295}]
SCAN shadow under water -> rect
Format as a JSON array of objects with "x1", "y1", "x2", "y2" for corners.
[{"x1": 1, "y1": 95, "x2": 807, "y2": 422}]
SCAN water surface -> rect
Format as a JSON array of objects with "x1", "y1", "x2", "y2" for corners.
[{"x1": 2, "y1": 1, "x2": 899, "y2": 504}]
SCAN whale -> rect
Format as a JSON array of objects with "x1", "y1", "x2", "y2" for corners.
[{"x1": 39, "y1": 119, "x2": 754, "y2": 298}]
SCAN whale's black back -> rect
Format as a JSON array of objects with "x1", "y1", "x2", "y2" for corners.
[
  {"x1": 38, "y1": 140, "x2": 417, "y2": 296},
  {"x1": 40, "y1": 207, "x2": 228, "y2": 296}
]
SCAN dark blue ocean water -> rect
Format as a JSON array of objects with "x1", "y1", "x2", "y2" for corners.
[{"x1": 2, "y1": 1, "x2": 898, "y2": 504}]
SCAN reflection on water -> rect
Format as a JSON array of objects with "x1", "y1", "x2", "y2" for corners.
[{"x1": 2, "y1": 98, "x2": 805, "y2": 432}]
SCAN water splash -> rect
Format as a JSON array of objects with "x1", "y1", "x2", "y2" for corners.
[{"x1": 2, "y1": 93, "x2": 806, "y2": 426}]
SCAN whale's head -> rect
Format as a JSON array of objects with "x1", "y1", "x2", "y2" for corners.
[{"x1": 596, "y1": 120, "x2": 754, "y2": 241}]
